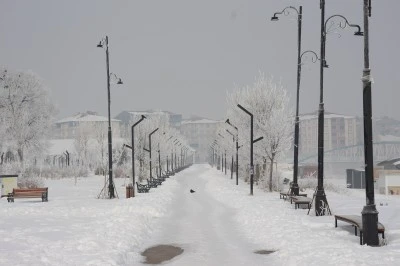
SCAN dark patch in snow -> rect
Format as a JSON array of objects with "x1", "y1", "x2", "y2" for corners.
[
  {"x1": 142, "y1": 244, "x2": 184, "y2": 264},
  {"x1": 254, "y1": 249, "x2": 276, "y2": 255}
]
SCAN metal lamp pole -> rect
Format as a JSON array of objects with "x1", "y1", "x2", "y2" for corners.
[
  {"x1": 213, "y1": 140, "x2": 220, "y2": 171},
  {"x1": 218, "y1": 133, "x2": 226, "y2": 175},
  {"x1": 316, "y1": 0, "x2": 363, "y2": 215},
  {"x1": 226, "y1": 129, "x2": 235, "y2": 180},
  {"x1": 158, "y1": 143, "x2": 162, "y2": 177},
  {"x1": 165, "y1": 135, "x2": 173, "y2": 173},
  {"x1": 361, "y1": 0, "x2": 379, "y2": 246},
  {"x1": 271, "y1": 6, "x2": 302, "y2": 196},
  {"x1": 97, "y1": 36, "x2": 123, "y2": 199},
  {"x1": 174, "y1": 143, "x2": 177, "y2": 170},
  {"x1": 226, "y1": 119, "x2": 240, "y2": 185},
  {"x1": 237, "y1": 104, "x2": 254, "y2": 195},
  {"x1": 131, "y1": 115, "x2": 146, "y2": 196},
  {"x1": 237, "y1": 104, "x2": 263, "y2": 195},
  {"x1": 147, "y1": 128, "x2": 159, "y2": 179}
]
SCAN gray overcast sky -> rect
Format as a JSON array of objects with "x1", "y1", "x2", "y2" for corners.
[{"x1": 1, "y1": 0, "x2": 399, "y2": 120}]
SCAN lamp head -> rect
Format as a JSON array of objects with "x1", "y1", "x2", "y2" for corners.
[
  {"x1": 141, "y1": 115, "x2": 146, "y2": 119},
  {"x1": 271, "y1": 16, "x2": 279, "y2": 21},
  {"x1": 354, "y1": 31, "x2": 364, "y2": 36},
  {"x1": 96, "y1": 41, "x2": 103, "y2": 48},
  {"x1": 117, "y1": 78, "x2": 123, "y2": 85},
  {"x1": 225, "y1": 119, "x2": 230, "y2": 124}
]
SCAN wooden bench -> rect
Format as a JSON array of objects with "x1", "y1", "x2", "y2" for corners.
[
  {"x1": 147, "y1": 179, "x2": 158, "y2": 188},
  {"x1": 156, "y1": 176, "x2": 166, "y2": 182},
  {"x1": 162, "y1": 173, "x2": 170, "y2": 178},
  {"x1": 334, "y1": 215, "x2": 385, "y2": 245},
  {"x1": 136, "y1": 182, "x2": 150, "y2": 193},
  {"x1": 151, "y1": 178, "x2": 163, "y2": 185},
  {"x1": 290, "y1": 196, "x2": 312, "y2": 209},
  {"x1": 7, "y1": 188, "x2": 48, "y2": 202},
  {"x1": 280, "y1": 192, "x2": 307, "y2": 200}
]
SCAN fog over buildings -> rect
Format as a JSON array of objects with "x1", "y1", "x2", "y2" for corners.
[{"x1": 1, "y1": 0, "x2": 399, "y2": 121}]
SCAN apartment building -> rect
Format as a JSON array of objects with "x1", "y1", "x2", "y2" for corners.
[
  {"x1": 115, "y1": 110, "x2": 182, "y2": 138},
  {"x1": 180, "y1": 118, "x2": 223, "y2": 163},
  {"x1": 299, "y1": 112, "x2": 357, "y2": 157},
  {"x1": 53, "y1": 111, "x2": 122, "y2": 139}
]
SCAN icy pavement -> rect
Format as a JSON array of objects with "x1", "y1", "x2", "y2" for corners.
[{"x1": 133, "y1": 165, "x2": 268, "y2": 265}]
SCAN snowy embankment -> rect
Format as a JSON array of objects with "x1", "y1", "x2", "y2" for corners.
[
  {"x1": 0, "y1": 174, "x2": 181, "y2": 266},
  {"x1": 202, "y1": 166, "x2": 400, "y2": 266}
]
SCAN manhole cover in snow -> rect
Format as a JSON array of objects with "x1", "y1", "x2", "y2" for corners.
[
  {"x1": 254, "y1": 249, "x2": 276, "y2": 255},
  {"x1": 142, "y1": 244, "x2": 184, "y2": 264}
]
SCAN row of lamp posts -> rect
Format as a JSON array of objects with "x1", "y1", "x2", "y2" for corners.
[
  {"x1": 97, "y1": 36, "x2": 192, "y2": 199},
  {"x1": 270, "y1": 0, "x2": 378, "y2": 246},
  {"x1": 97, "y1": 0, "x2": 377, "y2": 247},
  {"x1": 212, "y1": 105, "x2": 262, "y2": 196}
]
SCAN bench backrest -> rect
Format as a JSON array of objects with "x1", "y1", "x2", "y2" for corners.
[
  {"x1": 335, "y1": 215, "x2": 385, "y2": 231},
  {"x1": 13, "y1": 188, "x2": 48, "y2": 194}
]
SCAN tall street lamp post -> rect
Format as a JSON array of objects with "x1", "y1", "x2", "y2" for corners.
[
  {"x1": 158, "y1": 143, "x2": 162, "y2": 177},
  {"x1": 144, "y1": 128, "x2": 159, "y2": 180},
  {"x1": 271, "y1": 6, "x2": 302, "y2": 196},
  {"x1": 218, "y1": 133, "x2": 227, "y2": 175},
  {"x1": 316, "y1": 0, "x2": 363, "y2": 215},
  {"x1": 172, "y1": 139, "x2": 178, "y2": 172},
  {"x1": 97, "y1": 36, "x2": 123, "y2": 199},
  {"x1": 226, "y1": 129, "x2": 235, "y2": 180},
  {"x1": 226, "y1": 119, "x2": 240, "y2": 185},
  {"x1": 213, "y1": 140, "x2": 220, "y2": 170},
  {"x1": 131, "y1": 115, "x2": 146, "y2": 197},
  {"x1": 237, "y1": 104, "x2": 263, "y2": 195},
  {"x1": 361, "y1": 0, "x2": 379, "y2": 246},
  {"x1": 165, "y1": 135, "x2": 173, "y2": 173},
  {"x1": 174, "y1": 140, "x2": 179, "y2": 170},
  {"x1": 178, "y1": 143, "x2": 182, "y2": 168}
]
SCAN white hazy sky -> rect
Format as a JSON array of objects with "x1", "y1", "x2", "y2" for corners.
[{"x1": 1, "y1": 0, "x2": 399, "y2": 120}]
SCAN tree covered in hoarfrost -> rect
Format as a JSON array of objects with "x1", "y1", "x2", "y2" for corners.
[
  {"x1": 127, "y1": 112, "x2": 171, "y2": 181},
  {"x1": 93, "y1": 122, "x2": 107, "y2": 174},
  {"x1": 0, "y1": 68, "x2": 56, "y2": 166},
  {"x1": 74, "y1": 124, "x2": 91, "y2": 167},
  {"x1": 226, "y1": 73, "x2": 293, "y2": 191}
]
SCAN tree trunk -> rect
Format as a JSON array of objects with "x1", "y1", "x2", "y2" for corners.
[
  {"x1": 269, "y1": 153, "x2": 276, "y2": 192},
  {"x1": 17, "y1": 148, "x2": 24, "y2": 163}
]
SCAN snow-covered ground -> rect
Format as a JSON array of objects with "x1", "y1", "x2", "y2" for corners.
[{"x1": 1, "y1": 164, "x2": 400, "y2": 265}]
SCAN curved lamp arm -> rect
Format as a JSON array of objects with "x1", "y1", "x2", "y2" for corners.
[
  {"x1": 271, "y1": 6, "x2": 299, "y2": 20},
  {"x1": 324, "y1": 14, "x2": 363, "y2": 36},
  {"x1": 299, "y1": 50, "x2": 328, "y2": 67}
]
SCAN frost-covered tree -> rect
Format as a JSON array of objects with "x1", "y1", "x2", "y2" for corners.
[
  {"x1": 94, "y1": 123, "x2": 107, "y2": 174},
  {"x1": 226, "y1": 73, "x2": 293, "y2": 191},
  {"x1": 0, "y1": 68, "x2": 56, "y2": 166},
  {"x1": 127, "y1": 112, "x2": 170, "y2": 181},
  {"x1": 74, "y1": 125, "x2": 91, "y2": 167}
]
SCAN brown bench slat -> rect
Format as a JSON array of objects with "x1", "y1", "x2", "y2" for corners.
[
  {"x1": 8, "y1": 188, "x2": 48, "y2": 203},
  {"x1": 290, "y1": 196, "x2": 312, "y2": 209},
  {"x1": 280, "y1": 192, "x2": 307, "y2": 200},
  {"x1": 334, "y1": 215, "x2": 385, "y2": 245}
]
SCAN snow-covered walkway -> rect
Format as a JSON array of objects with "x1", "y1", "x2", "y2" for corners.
[{"x1": 134, "y1": 165, "x2": 267, "y2": 265}]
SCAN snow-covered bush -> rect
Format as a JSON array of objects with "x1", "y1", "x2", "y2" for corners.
[
  {"x1": 298, "y1": 177, "x2": 350, "y2": 195},
  {"x1": 33, "y1": 166, "x2": 89, "y2": 179},
  {"x1": 258, "y1": 168, "x2": 284, "y2": 192},
  {"x1": 17, "y1": 176, "x2": 45, "y2": 188},
  {"x1": 114, "y1": 164, "x2": 130, "y2": 178}
]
